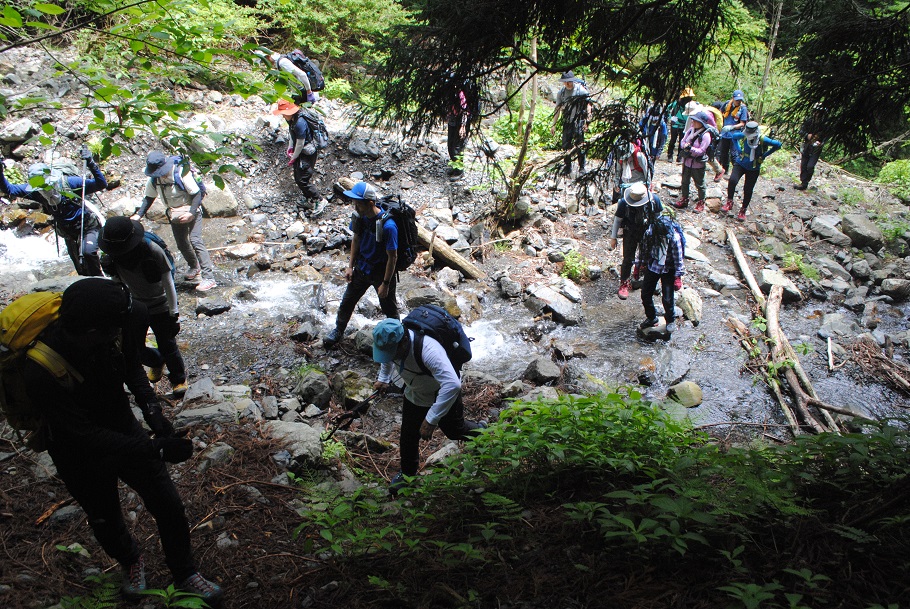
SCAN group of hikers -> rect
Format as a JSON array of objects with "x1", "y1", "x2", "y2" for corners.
[{"x1": 0, "y1": 57, "x2": 829, "y2": 606}]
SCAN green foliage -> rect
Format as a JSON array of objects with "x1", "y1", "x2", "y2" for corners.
[
  {"x1": 59, "y1": 574, "x2": 119, "y2": 609},
  {"x1": 560, "y1": 250, "x2": 589, "y2": 282},
  {"x1": 140, "y1": 584, "x2": 211, "y2": 608},
  {"x1": 782, "y1": 250, "x2": 820, "y2": 280},
  {"x1": 877, "y1": 159, "x2": 910, "y2": 203},
  {"x1": 295, "y1": 362, "x2": 324, "y2": 378},
  {"x1": 491, "y1": 104, "x2": 557, "y2": 150},
  {"x1": 837, "y1": 186, "x2": 866, "y2": 208},
  {"x1": 321, "y1": 78, "x2": 353, "y2": 101}
]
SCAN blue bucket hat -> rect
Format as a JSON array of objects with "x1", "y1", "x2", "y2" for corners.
[
  {"x1": 732, "y1": 90, "x2": 745, "y2": 101},
  {"x1": 372, "y1": 319, "x2": 405, "y2": 363},
  {"x1": 343, "y1": 181, "x2": 379, "y2": 201},
  {"x1": 145, "y1": 151, "x2": 175, "y2": 178}
]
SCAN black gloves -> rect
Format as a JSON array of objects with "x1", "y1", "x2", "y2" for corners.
[
  {"x1": 79, "y1": 145, "x2": 93, "y2": 161},
  {"x1": 143, "y1": 402, "x2": 176, "y2": 438},
  {"x1": 153, "y1": 437, "x2": 193, "y2": 463}
]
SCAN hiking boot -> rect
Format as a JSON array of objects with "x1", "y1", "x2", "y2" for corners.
[
  {"x1": 793, "y1": 183, "x2": 808, "y2": 191},
  {"x1": 666, "y1": 322, "x2": 677, "y2": 334},
  {"x1": 184, "y1": 267, "x2": 201, "y2": 281},
  {"x1": 737, "y1": 206, "x2": 747, "y2": 221},
  {"x1": 195, "y1": 279, "x2": 216, "y2": 292},
  {"x1": 172, "y1": 381, "x2": 188, "y2": 397},
  {"x1": 179, "y1": 573, "x2": 223, "y2": 606},
  {"x1": 311, "y1": 198, "x2": 328, "y2": 216},
  {"x1": 672, "y1": 197, "x2": 689, "y2": 209},
  {"x1": 639, "y1": 317, "x2": 660, "y2": 330},
  {"x1": 694, "y1": 199, "x2": 705, "y2": 213},
  {"x1": 617, "y1": 280, "x2": 631, "y2": 300},
  {"x1": 389, "y1": 472, "x2": 408, "y2": 497},
  {"x1": 120, "y1": 556, "x2": 146, "y2": 600},
  {"x1": 147, "y1": 365, "x2": 164, "y2": 383},
  {"x1": 322, "y1": 327, "x2": 343, "y2": 349},
  {"x1": 722, "y1": 199, "x2": 734, "y2": 212},
  {"x1": 713, "y1": 167, "x2": 725, "y2": 182}
]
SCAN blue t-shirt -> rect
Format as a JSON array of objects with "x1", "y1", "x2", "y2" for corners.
[
  {"x1": 290, "y1": 117, "x2": 311, "y2": 146},
  {"x1": 350, "y1": 212, "x2": 398, "y2": 274}
]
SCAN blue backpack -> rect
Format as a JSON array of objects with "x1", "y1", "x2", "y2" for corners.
[
  {"x1": 403, "y1": 305, "x2": 473, "y2": 376},
  {"x1": 165, "y1": 156, "x2": 207, "y2": 198}
]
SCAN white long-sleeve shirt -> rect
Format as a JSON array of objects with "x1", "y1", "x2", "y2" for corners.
[
  {"x1": 377, "y1": 330, "x2": 461, "y2": 425},
  {"x1": 277, "y1": 56, "x2": 311, "y2": 93}
]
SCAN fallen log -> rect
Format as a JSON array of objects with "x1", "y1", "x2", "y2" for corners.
[
  {"x1": 416, "y1": 224, "x2": 487, "y2": 280},
  {"x1": 726, "y1": 228, "x2": 766, "y2": 309}
]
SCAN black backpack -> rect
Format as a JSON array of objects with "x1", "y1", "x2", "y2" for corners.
[
  {"x1": 297, "y1": 107, "x2": 330, "y2": 150},
  {"x1": 378, "y1": 194, "x2": 418, "y2": 272},
  {"x1": 403, "y1": 305, "x2": 473, "y2": 376},
  {"x1": 284, "y1": 50, "x2": 325, "y2": 92}
]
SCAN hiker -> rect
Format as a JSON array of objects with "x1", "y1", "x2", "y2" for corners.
[
  {"x1": 682, "y1": 101, "x2": 724, "y2": 181},
  {"x1": 610, "y1": 140, "x2": 651, "y2": 205},
  {"x1": 131, "y1": 152, "x2": 216, "y2": 292},
  {"x1": 323, "y1": 181, "x2": 399, "y2": 349},
  {"x1": 262, "y1": 50, "x2": 319, "y2": 105},
  {"x1": 795, "y1": 103, "x2": 826, "y2": 190},
  {"x1": 0, "y1": 146, "x2": 107, "y2": 276},
  {"x1": 446, "y1": 75, "x2": 474, "y2": 180},
  {"x1": 673, "y1": 111, "x2": 713, "y2": 213},
  {"x1": 665, "y1": 88, "x2": 694, "y2": 163},
  {"x1": 371, "y1": 317, "x2": 485, "y2": 495},
  {"x1": 20, "y1": 278, "x2": 223, "y2": 605},
  {"x1": 715, "y1": 89, "x2": 750, "y2": 173},
  {"x1": 551, "y1": 71, "x2": 591, "y2": 175},
  {"x1": 607, "y1": 181, "x2": 663, "y2": 300},
  {"x1": 99, "y1": 217, "x2": 188, "y2": 397},
  {"x1": 723, "y1": 121, "x2": 782, "y2": 221},
  {"x1": 273, "y1": 99, "x2": 328, "y2": 215},
  {"x1": 639, "y1": 105, "x2": 668, "y2": 171},
  {"x1": 639, "y1": 215, "x2": 686, "y2": 338}
]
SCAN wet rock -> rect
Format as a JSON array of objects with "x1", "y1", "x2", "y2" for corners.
[
  {"x1": 265, "y1": 421, "x2": 323, "y2": 464},
  {"x1": 758, "y1": 268, "x2": 803, "y2": 303},
  {"x1": 843, "y1": 287, "x2": 869, "y2": 312},
  {"x1": 818, "y1": 313, "x2": 861, "y2": 340},
  {"x1": 809, "y1": 215, "x2": 851, "y2": 247},
  {"x1": 290, "y1": 321, "x2": 319, "y2": 342},
  {"x1": 549, "y1": 276, "x2": 582, "y2": 303},
  {"x1": 175, "y1": 402, "x2": 238, "y2": 427},
  {"x1": 195, "y1": 297, "x2": 232, "y2": 316},
  {"x1": 523, "y1": 357, "x2": 561, "y2": 384},
  {"x1": 0, "y1": 118, "x2": 37, "y2": 143},
  {"x1": 816, "y1": 257, "x2": 851, "y2": 281},
  {"x1": 676, "y1": 286, "x2": 702, "y2": 326},
  {"x1": 203, "y1": 183, "x2": 239, "y2": 217},
  {"x1": 862, "y1": 301, "x2": 880, "y2": 330},
  {"x1": 707, "y1": 271, "x2": 742, "y2": 291},
  {"x1": 293, "y1": 370, "x2": 332, "y2": 408},
  {"x1": 525, "y1": 283, "x2": 582, "y2": 326},
  {"x1": 331, "y1": 370, "x2": 374, "y2": 409},
  {"x1": 841, "y1": 213, "x2": 884, "y2": 250},
  {"x1": 881, "y1": 278, "x2": 910, "y2": 301},
  {"x1": 667, "y1": 381, "x2": 703, "y2": 408},
  {"x1": 498, "y1": 276, "x2": 522, "y2": 298},
  {"x1": 404, "y1": 287, "x2": 447, "y2": 308},
  {"x1": 223, "y1": 242, "x2": 261, "y2": 259}
]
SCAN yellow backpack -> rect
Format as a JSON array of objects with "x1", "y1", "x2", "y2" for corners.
[{"x1": 0, "y1": 292, "x2": 83, "y2": 447}]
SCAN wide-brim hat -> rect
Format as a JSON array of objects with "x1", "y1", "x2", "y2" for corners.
[
  {"x1": 145, "y1": 151, "x2": 175, "y2": 178},
  {"x1": 690, "y1": 111, "x2": 711, "y2": 126},
  {"x1": 559, "y1": 71, "x2": 576, "y2": 82},
  {"x1": 623, "y1": 182, "x2": 649, "y2": 207},
  {"x1": 680, "y1": 87, "x2": 695, "y2": 99},
  {"x1": 683, "y1": 101, "x2": 700, "y2": 116},
  {"x1": 272, "y1": 99, "x2": 300, "y2": 116},
  {"x1": 372, "y1": 319, "x2": 405, "y2": 363},
  {"x1": 99, "y1": 217, "x2": 144, "y2": 256}
]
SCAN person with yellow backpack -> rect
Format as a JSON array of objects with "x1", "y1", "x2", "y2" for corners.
[
  {"x1": 714, "y1": 89, "x2": 750, "y2": 174},
  {"x1": 0, "y1": 279, "x2": 223, "y2": 605}
]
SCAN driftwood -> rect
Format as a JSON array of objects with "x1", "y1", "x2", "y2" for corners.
[
  {"x1": 416, "y1": 224, "x2": 487, "y2": 280},
  {"x1": 726, "y1": 228, "x2": 766, "y2": 310},
  {"x1": 849, "y1": 338, "x2": 910, "y2": 398}
]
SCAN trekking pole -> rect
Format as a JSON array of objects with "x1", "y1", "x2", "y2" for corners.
[
  {"x1": 322, "y1": 390, "x2": 381, "y2": 443},
  {"x1": 78, "y1": 151, "x2": 88, "y2": 273}
]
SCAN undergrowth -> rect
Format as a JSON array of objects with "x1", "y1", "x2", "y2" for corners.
[{"x1": 290, "y1": 392, "x2": 910, "y2": 608}]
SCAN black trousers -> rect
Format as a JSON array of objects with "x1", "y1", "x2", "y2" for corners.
[
  {"x1": 620, "y1": 228, "x2": 643, "y2": 282},
  {"x1": 141, "y1": 312, "x2": 186, "y2": 384},
  {"x1": 293, "y1": 151, "x2": 321, "y2": 201},
  {"x1": 799, "y1": 143, "x2": 822, "y2": 186},
  {"x1": 447, "y1": 118, "x2": 467, "y2": 164},
  {"x1": 718, "y1": 138, "x2": 734, "y2": 172},
  {"x1": 49, "y1": 438, "x2": 195, "y2": 580},
  {"x1": 667, "y1": 126, "x2": 684, "y2": 161},
  {"x1": 62, "y1": 225, "x2": 102, "y2": 277},
  {"x1": 641, "y1": 268, "x2": 676, "y2": 323},
  {"x1": 727, "y1": 165, "x2": 760, "y2": 209},
  {"x1": 399, "y1": 394, "x2": 483, "y2": 477},
  {"x1": 334, "y1": 267, "x2": 398, "y2": 332},
  {"x1": 561, "y1": 122, "x2": 586, "y2": 172}
]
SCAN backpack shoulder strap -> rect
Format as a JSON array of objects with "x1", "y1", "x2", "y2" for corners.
[
  {"x1": 411, "y1": 331, "x2": 431, "y2": 376},
  {"x1": 26, "y1": 341, "x2": 83, "y2": 390}
]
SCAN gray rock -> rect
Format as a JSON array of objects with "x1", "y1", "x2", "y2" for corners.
[
  {"x1": 293, "y1": 370, "x2": 332, "y2": 408},
  {"x1": 183, "y1": 378, "x2": 222, "y2": 403},
  {"x1": 667, "y1": 381, "x2": 703, "y2": 408},
  {"x1": 809, "y1": 216, "x2": 852, "y2": 247},
  {"x1": 843, "y1": 286, "x2": 869, "y2": 312},
  {"x1": 425, "y1": 442, "x2": 462, "y2": 466},
  {"x1": 499, "y1": 276, "x2": 522, "y2": 298},
  {"x1": 49, "y1": 505, "x2": 84, "y2": 525},
  {"x1": 850, "y1": 259, "x2": 872, "y2": 280},
  {"x1": 522, "y1": 356, "x2": 561, "y2": 384},
  {"x1": 404, "y1": 287, "x2": 448, "y2": 308},
  {"x1": 0, "y1": 118, "x2": 37, "y2": 143},
  {"x1": 265, "y1": 421, "x2": 324, "y2": 464},
  {"x1": 549, "y1": 276, "x2": 582, "y2": 303},
  {"x1": 685, "y1": 249, "x2": 710, "y2": 264},
  {"x1": 525, "y1": 283, "x2": 582, "y2": 325},
  {"x1": 330, "y1": 370, "x2": 374, "y2": 409},
  {"x1": 758, "y1": 268, "x2": 803, "y2": 303},
  {"x1": 30, "y1": 276, "x2": 82, "y2": 293},
  {"x1": 195, "y1": 297, "x2": 231, "y2": 316},
  {"x1": 881, "y1": 278, "x2": 910, "y2": 301},
  {"x1": 816, "y1": 257, "x2": 852, "y2": 281},
  {"x1": 841, "y1": 213, "x2": 884, "y2": 250},
  {"x1": 286, "y1": 220, "x2": 305, "y2": 240},
  {"x1": 279, "y1": 397, "x2": 302, "y2": 414},
  {"x1": 261, "y1": 396, "x2": 279, "y2": 419},
  {"x1": 676, "y1": 286, "x2": 703, "y2": 326},
  {"x1": 202, "y1": 183, "x2": 239, "y2": 217},
  {"x1": 818, "y1": 313, "x2": 861, "y2": 340},
  {"x1": 201, "y1": 442, "x2": 235, "y2": 466},
  {"x1": 708, "y1": 271, "x2": 743, "y2": 291},
  {"x1": 175, "y1": 402, "x2": 237, "y2": 427},
  {"x1": 347, "y1": 137, "x2": 382, "y2": 159}
]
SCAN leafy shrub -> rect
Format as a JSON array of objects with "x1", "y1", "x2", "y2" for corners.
[
  {"x1": 783, "y1": 249, "x2": 820, "y2": 280},
  {"x1": 321, "y1": 78, "x2": 353, "y2": 101},
  {"x1": 878, "y1": 159, "x2": 910, "y2": 202},
  {"x1": 560, "y1": 250, "x2": 589, "y2": 282},
  {"x1": 837, "y1": 186, "x2": 866, "y2": 208},
  {"x1": 492, "y1": 104, "x2": 558, "y2": 150}
]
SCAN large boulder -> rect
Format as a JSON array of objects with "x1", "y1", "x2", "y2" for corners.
[
  {"x1": 881, "y1": 278, "x2": 910, "y2": 302},
  {"x1": 809, "y1": 215, "x2": 852, "y2": 247},
  {"x1": 758, "y1": 268, "x2": 803, "y2": 303},
  {"x1": 525, "y1": 283, "x2": 582, "y2": 325},
  {"x1": 0, "y1": 118, "x2": 37, "y2": 143},
  {"x1": 676, "y1": 286, "x2": 703, "y2": 326},
  {"x1": 522, "y1": 356, "x2": 561, "y2": 384},
  {"x1": 293, "y1": 369, "x2": 332, "y2": 408},
  {"x1": 841, "y1": 213, "x2": 884, "y2": 250},
  {"x1": 265, "y1": 421, "x2": 323, "y2": 464},
  {"x1": 202, "y1": 183, "x2": 239, "y2": 217}
]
